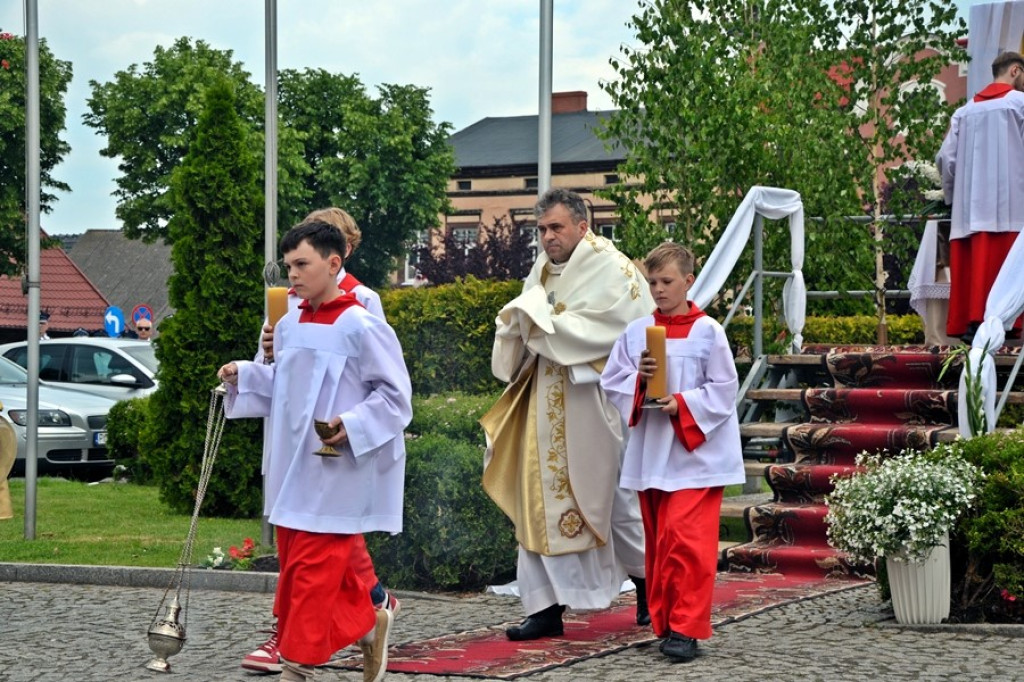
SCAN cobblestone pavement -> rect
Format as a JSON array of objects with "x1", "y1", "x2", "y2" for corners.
[{"x1": 2, "y1": 580, "x2": 1022, "y2": 682}]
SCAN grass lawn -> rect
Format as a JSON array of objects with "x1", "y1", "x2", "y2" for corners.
[{"x1": 0, "y1": 478, "x2": 262, "y2": 568}]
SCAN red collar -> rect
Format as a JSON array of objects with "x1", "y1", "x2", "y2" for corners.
[
  {"x1": 974, "y1": 82, "x2": 1014, "y2": 102},
  {"x1": 653, "y1": 304, "x2": 706, "y2": 338},
  {"x1": 296, "y1": 291, "x2": 363, "y2": 323}
]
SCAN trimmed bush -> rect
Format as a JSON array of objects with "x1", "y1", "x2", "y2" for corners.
[
  {"x1": 727, "y1": 314, "x2": 924, "y2": 352},
  {"x1": 105, "y1": 396, "x2": 155, "y2": 483},
  {"x1": 382, "y1": 277, "x2": 521, "y2": 395},
  {"x1": 365, "y1": 432, "x2": 516, "y2": 591},
  {"x1": 950, "y1": 430, "x2": 1024, "y2": 622}
]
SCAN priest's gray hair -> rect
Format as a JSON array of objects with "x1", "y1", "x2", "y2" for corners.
[{"x1": 535, "y1": 188, "x2": 589, "y2": 227}]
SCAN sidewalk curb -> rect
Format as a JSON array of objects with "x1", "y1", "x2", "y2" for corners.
[{"x1": 0, "y1": 562, "x2": 278, "y2": 593}]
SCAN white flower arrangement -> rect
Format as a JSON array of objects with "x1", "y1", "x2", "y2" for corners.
[
  {"x1": 825, "y1": 444, "x2": 983, "y2": 563},
  {"x1": 200, "y1": 546, "x2": 227, "y2": 569},
  {"x1": 901, "y1": 160, "x2": 945, "y2": 202}
]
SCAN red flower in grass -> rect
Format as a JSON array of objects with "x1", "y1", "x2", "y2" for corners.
[{"x1": 1, "y1": 60, "x2": 9, "y2": 70}]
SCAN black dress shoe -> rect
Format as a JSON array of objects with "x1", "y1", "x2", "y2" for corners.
[
  {"x1": 506, "y1": 604, "x2": 565, "y2": 641},
  {"x1": 661, "y1": 632, "x2": 697, "y2": 661},
  {"x1": 630, "y1": 576, "x2": 651, "y2": 626}
]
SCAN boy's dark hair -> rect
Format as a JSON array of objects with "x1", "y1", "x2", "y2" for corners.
[
  {"x1": 280, "y1": 219, "x2": 347, "y2": 259},
  {"x1": 644, "y1": 242, "x2": 696, "y2": 276},
  {"x1": 992, "y1": 50, "x2": 1024, "y2": 78}
]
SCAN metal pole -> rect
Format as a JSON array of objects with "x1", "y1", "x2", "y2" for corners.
[
  {"x1": 261, "y1": 0, "x2": 278, "y2": 550},
  {"x1": 538, "y1": 0, "x2": 553, "y2": 194},
  {"x1": 23, "y1": 0, "x2": 40, "y2": 540},
  {"x1": 753, "y1": 214, "x2": 764, "y2": 358}
]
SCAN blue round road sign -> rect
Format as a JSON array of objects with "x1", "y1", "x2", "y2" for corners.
[{"x1": 104, "y1": 306, "x2": 126, "y2": 337}]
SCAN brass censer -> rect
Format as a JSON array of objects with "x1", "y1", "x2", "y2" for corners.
[{"x1": 145, "y1": 384, "x2": 227, "y2": 672}]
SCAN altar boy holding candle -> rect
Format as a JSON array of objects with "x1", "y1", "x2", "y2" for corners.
[
  {"x1": 600, "y1": 242, "x2": 745, "y2": 663},
  {"x1": 219, "y1": 220, "x2": 412, "y2": 682}
]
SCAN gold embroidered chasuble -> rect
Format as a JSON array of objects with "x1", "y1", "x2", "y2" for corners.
[{"x1": 481, "y1": 232, "x2": 653, "y2": 556}]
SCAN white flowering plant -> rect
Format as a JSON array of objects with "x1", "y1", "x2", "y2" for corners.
[{"x1": 825, "y1": 444, "x2": 984, "y2": 563}]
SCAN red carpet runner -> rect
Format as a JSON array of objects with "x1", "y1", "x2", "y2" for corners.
[
  {"x1": 723, "y1": 345, "x2": 966, "y2": 577},
  {"x1": 328, "y1": 574, "x2": 865, "y2": 678}
]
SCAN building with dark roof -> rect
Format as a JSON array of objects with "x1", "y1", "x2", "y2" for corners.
[{"x1": 64, "y1": 230, "x2": 174, "y2": 333}]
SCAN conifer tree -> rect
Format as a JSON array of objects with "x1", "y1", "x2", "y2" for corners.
[{"x1": 142, "y1": 77, "x2": 265, "y2": 517}]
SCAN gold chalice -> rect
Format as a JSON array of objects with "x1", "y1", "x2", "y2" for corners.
[{"x1": 313, "y1": 419, "x2": 342, "y2": 457}]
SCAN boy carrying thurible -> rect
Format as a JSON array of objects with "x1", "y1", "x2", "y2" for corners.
[
  {"x1": 600, "y1": 242, "x2": 745, "y2": 663},
  {"x1": 218, "y1": 220, "x2": 412, "y2": 682}
]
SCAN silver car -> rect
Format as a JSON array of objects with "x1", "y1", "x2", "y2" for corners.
[
  {"x1": 0, "y1": 337, "x2": 158, "y2": 401},
  {"x1": 0, "y1": 356, "x2": 116, "y2": 477}
]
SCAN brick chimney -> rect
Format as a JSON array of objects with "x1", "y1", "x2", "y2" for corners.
[{"x1": 552, "y1": 91, "x2": 588, "y2": 114}]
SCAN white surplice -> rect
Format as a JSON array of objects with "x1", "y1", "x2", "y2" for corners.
[
  {"x1": 936, "y1": 90, "x2": 1024, "y2": 241},
  {"x1": 226, "y1": 305, "x2": 412, "y2": 534},
  {"x1": 601, "y1": 315, "x2": 746, "y2": 492}
]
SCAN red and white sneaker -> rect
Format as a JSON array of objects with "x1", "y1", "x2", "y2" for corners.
[
  {"x1": 241, "y1": 627, "x2": 282, "y2": 674},
  {"x1": 377, "y1": 590, "x2": 401, "y2": 616}
]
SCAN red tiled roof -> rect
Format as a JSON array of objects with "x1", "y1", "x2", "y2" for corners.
[{"x1": 0, "y1": 242, "x2": 110, "y2": 332}]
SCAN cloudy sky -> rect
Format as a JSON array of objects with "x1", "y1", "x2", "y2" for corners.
[{"x1": 0, "y1": 0, "x2": 984, "y2": 235}]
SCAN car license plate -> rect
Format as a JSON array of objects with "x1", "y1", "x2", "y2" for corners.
[{"x1": 94, "y1": 431, "x2": 107, "y2": 446}]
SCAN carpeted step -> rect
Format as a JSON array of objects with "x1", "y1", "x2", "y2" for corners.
[
  {"x1": 783, "y1": 423, "x2": 950, "y2": 465},
  {"x1": 825, "y1": 349, "x2": 960, "y2": 389},
  {"x1": 763, "y1": 463, "x2": 859, "y2": 503},
  {"x1": 803, "y1": 387, "x2": 956, "y2": 425},
  {"x1": 722, "y1": 543, "x2": 873, "y2": 579},
  {"x1": 744, "y1": 503, "x2": 833, "y2": 547}
]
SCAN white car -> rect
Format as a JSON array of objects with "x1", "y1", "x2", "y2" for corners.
[
  {"x1": 0, "y1": 356, "x2": 117, "y2": 478},
  {"x1": 0, "y1": 337, "x2": 158, "y2": 401}
]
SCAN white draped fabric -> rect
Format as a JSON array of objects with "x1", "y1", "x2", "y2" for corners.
[
  {"x1": 908, "y1": 221, "x2": 949, "y2": 318},
  {"x1": 690, "y1": 186, "x2": 806, "y2": 351},
  {"x1": 967, "y1": 2, "x2": 1024, "y2": 101},
  {"x1": 960, "y1": 229, "x2": 1024, "y2": 437}
]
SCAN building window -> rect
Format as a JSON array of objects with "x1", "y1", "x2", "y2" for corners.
[
  {"x1": 524, "y1": 177, "x2": 538, "y2": 190},
  {"x1": 598, "y1": 223, "x2": 616, "y2": 241},
  {"x1": 604, "y1": 174, "x2": 620, "y2": 185},
  {"x1": 664, "y1": 221, "x2": 677, "y2": 233},
  {"x1": 403, "y1": 230, "x2": 427, "y2": 283},
  {"x1": 453, "y1": 226, "x2": 478, "y2": 255},
  {"x1": 456, "y1": 180, "x2": 472, "y2": 191}
]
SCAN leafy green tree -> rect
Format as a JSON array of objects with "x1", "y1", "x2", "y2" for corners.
[
  {"x1": 829, "y1": 0, "x2": 964, "y2": 341},
  {"x1": 141, "y1": 78, "x2": 264, "y2": 518},
  {"x1": 278, "y1": 71, "x2": 455, "y2": 287},
  {"x1": 83, "y1": 37, "x2": 308, "y2": 242},
  {"x1": 600, "y1": 0, "x2": 868, "y2": 316},
  {"x1": 600, "y1": 0, "x2": 963, "y2": 320},
  {"x1": 0, "y1": 30, "x2": 71, "y2": 276}
]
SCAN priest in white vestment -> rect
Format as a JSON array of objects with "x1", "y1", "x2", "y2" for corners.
[{"x1": 481, "y1": 188, "x2": 653, "y2": 641}]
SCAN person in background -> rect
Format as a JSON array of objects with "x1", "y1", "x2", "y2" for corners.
[
  {"x1": 936, "y1": 50, "x2": 1024, "y2": 342},
  {"x1": 39, "y1": 312, "x2": 50, "y2": 340},
  {"x1": 135, "y1": 319, "x2": 153, "y2": 342}
]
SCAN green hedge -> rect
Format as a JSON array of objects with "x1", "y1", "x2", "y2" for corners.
[
  {"x1": 105, "y1": 396, "x2": 155, "y2": 483},
  {"x1": 952, "y1": 430, "x2": 1024, "y2": 618},
  {"x1": 727, "y1": 314, "x2": 924, "y2": 352},
  {"x1": 382, "y1": 277, "x2": 520, "y2": 395}
]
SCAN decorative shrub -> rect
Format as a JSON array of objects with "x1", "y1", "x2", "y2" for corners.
[
  {"x1": 381, "y1": 277, "x2": 520, "y2": 395},
  {"x1": 104, "y1": 396, "x2": 155, "y2": 483},
  {"x1": 365, "y1": 432, "x2": 516, "y2": 591},
  {"x1": 951, "y1": 430, "x2": 1024, "y2": 621},
  {"x1": 727, "y1": 314, "x2": 924, "y2": 352}
]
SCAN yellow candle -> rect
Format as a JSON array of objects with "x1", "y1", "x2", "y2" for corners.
[
  {"x1": 645, "y1": 325, "x2": 668, "y2": 399},
  {"x1": 267, "y1": 287, "x2": 290, "y2": 327}
]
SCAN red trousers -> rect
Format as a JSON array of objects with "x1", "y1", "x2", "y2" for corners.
[
  {"x1": 274, "y1": 527, "x2": 376, "y2": 665},
  {"x1": 638, "y1": 487, "x2": 723, "y2": 640},
  {"x1": 273, "y1": 533, "x2": 379, "y2": 614},
  {"x1": 948, "y1": 231, "x2": 1022, "y2": 337}
]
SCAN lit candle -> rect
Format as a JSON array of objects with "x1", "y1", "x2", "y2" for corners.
[
  {"x1": 645, "y1": 325, "x2": 668, "y2": 399},
  {"x1": 267, "y1": 287, "x2": 290, "y2": 327}
]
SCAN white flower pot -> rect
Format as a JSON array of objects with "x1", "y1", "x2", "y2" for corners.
[{"x1": 885, "y1": 531, "x2": 950, "y2": 625}]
